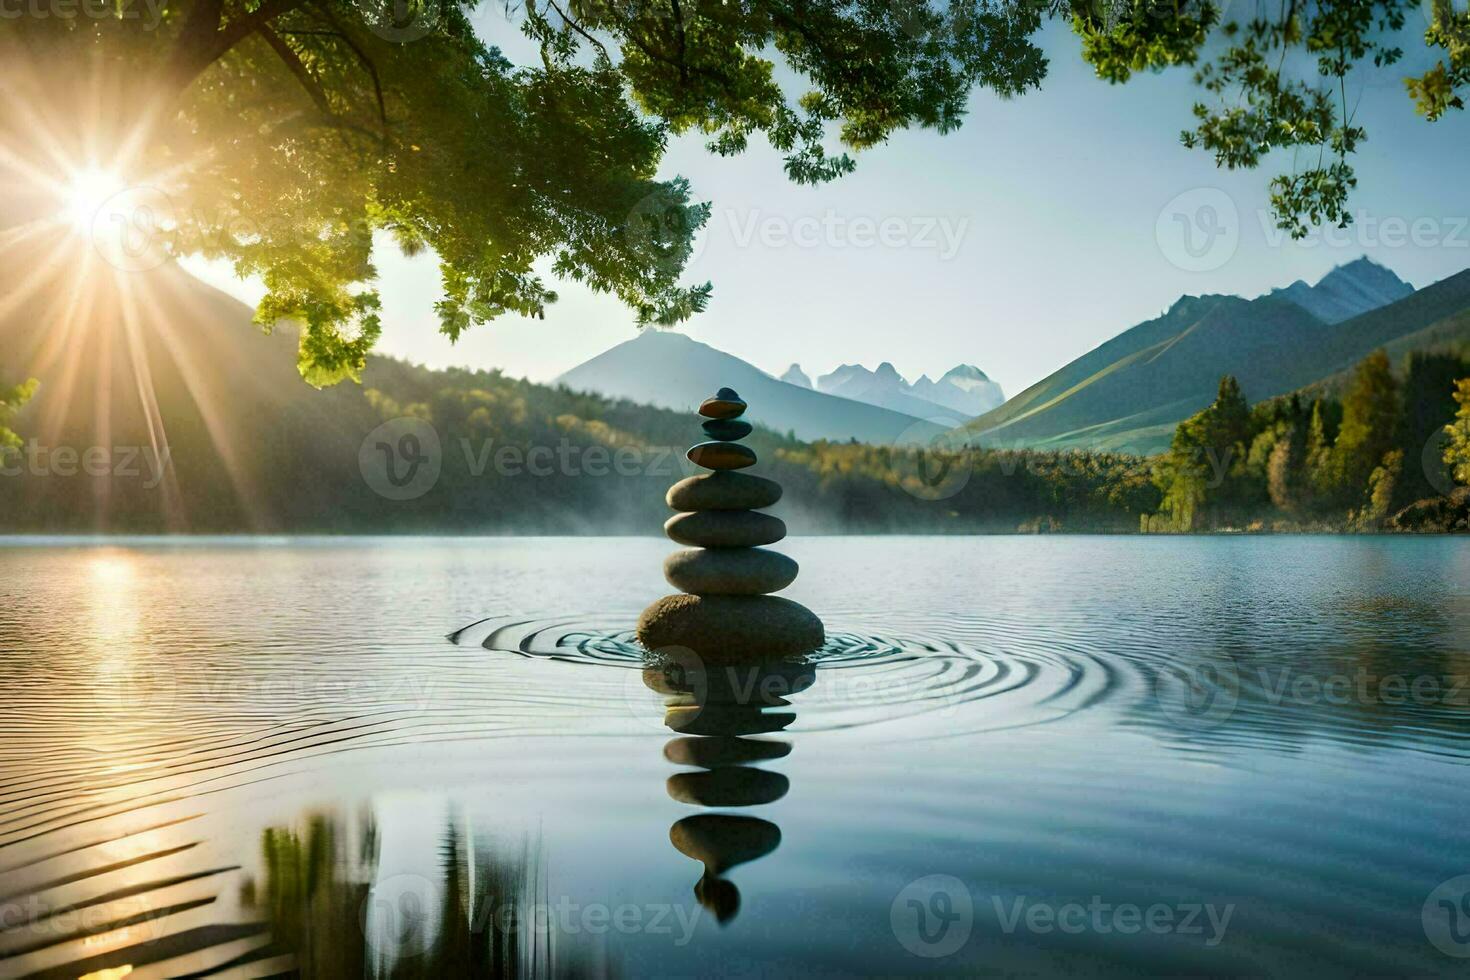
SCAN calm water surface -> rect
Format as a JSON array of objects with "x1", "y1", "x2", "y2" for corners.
[{"x1": 2, "y1": 536, "x2": 1469, "y2": 977}]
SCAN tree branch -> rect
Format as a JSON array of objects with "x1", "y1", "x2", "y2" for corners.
[
  {"x1": 257, "y1": 23, "x2": 334, "y2": 117},
  {"x1": 309, "y1": 2, "x2": 391, "y2": 141},
  {"x1": 167, "y1": 0, "x2": 310, "y2": 94},
  {"x1": 546, "y1": 0, "x2": 610, "y2": 60}
]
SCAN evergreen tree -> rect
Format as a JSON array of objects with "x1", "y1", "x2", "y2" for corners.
[{"x1": 1151, "y1": 375, "x2": 1251, "y2": 528}]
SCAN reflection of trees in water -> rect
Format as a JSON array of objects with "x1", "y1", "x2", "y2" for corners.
[
  {"x1": 240, "y1": 813, "x2": 608, "y2": 978},
  {"x1": 648, "y1": 653, "x2": 815, "y2": 924}
]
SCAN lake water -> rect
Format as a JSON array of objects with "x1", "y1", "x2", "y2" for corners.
[{"x1": 2, "y1": 536, "x2": 1470, "y2": 978}]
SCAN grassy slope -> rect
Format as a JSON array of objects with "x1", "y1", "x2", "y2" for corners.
[{"x1": 962, "y1": 270, "x2": 1470, "y2": 455}]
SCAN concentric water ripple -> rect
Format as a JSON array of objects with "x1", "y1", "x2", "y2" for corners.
[{"x1": 449, "y1": 612, "x2": 1126, "y2": 735}]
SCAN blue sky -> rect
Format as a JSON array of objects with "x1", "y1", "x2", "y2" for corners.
[{"x1": 190, "y1": 13, "x2": 1470, "y2": 400}]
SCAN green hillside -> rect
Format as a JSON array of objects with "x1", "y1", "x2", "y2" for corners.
[
  {"x1": 964, "y1": 263, "x2": 1470, "y2": 455},
  {"x1": 0, "y1": 252, "x2": 1158, "y2": 534}
]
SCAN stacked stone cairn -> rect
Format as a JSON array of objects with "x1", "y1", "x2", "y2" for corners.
[{"x1": 637, "y1": 387, "x2": 825, "y2": 661}]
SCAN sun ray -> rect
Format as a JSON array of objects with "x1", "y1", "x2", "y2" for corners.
[{"x1": 116, "y1": 276, "x2": 187, "y2": 529}]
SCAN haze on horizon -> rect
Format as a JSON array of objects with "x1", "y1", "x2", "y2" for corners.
[{"x1": 185, "y1": 15, "x2": 1470, "y2": 402}]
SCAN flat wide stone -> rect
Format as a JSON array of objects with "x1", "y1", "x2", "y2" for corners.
[
  {"x1": 701, "y1": 418, "x2": 753, "y2": 441},
  {"x1": 664, "y1": 736, "x2": 792, "y2": 768},
  {"x1": 665, "y1": 510, "x2": 786, "y2": 548},
  {"x1": 667, "y1": 768, "x2": 790, "y2": 807},
  {"x1": 667, "y1": 472, "x2": 782, "y2": 511},
  {"x1": 699, "y1": 395, "x2": 747, "y2": 420},
  {"x1": 663, "y1": 547, "x2": 797, "y2": 595},
  {"x1": 637, "y1": 593, "x2": 825, "y2": 660},
  {"x1": 686, "y1": 441, "x2": 756, "y2": 470}
]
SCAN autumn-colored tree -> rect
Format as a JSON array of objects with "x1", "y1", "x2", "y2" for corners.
[
  {"x1": 0, "y1": 378, "x2": 37, "y2": 450},
  {"x1": 1444, "y1": 378, "x2": 1470, "y2": 486},
  {"x1": 1333, "y1": 349, "x2": 1402, "y2": 501}
]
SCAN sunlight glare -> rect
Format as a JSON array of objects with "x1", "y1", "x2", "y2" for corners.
[{"x1": 62, "y1": 167, "x2": 127, "y2": 231}]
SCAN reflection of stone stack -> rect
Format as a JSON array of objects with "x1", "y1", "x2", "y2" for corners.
[
  {"x1": 645, "y1": 654, "x2": 815, "y2": 923},
  {"x1": 637, "y1": 387, "x2": 825, "y2": 661}
]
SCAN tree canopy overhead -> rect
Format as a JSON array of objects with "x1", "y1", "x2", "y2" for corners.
[{"x1": 1, "y1": 0, "x2": 1463, "y2": 384}]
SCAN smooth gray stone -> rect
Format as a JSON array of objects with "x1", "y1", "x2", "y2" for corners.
[
  {"x1": 663, "y1": 548, "x2": 797, "y2": 595},
  {"x1": 637, "y1": 593, "x2": 825, "y2": 660},
  {"x1": 687, "y1": 441, "x2": 756, "y2": 470},
  {"x1": 665, "y1": 510, "x2": 786, "y2": 548},
  {"x1": 667, "y1": 472, "x2": 782, "y2": 511},
  {"x1": 702, "y1": 418, "x2": 753, "y2": 441}
]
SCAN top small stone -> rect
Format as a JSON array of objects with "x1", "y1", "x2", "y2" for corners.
[{"x1": 699, "y1": 388, "x2": 746, "y2": 420}]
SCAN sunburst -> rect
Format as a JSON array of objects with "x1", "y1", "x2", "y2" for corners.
[{"x1": 0, "y1": 55, "x2": 263, "y2": 531}]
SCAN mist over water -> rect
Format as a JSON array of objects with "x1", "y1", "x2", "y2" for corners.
[{"x1": 2, "y1": 536, "x2": 1469, "y2": 976}]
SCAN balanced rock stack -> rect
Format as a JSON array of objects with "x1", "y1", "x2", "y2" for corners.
[{"x1": 637, "y1": 388, "x2": 825, "y2": 661}]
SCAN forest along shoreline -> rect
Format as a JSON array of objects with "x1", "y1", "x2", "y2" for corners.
[{"x1": 2, "y1": 348, "x2": 1470, "y2": 535}]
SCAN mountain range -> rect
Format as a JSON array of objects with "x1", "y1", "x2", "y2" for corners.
[
  {"x1": 555, "y1": 330, "x2": 945, "y2": 444},
  {"x1": 964, "y1": 258, "x2": 1470, "y2": 454},
  {"x1": 808, "y1": 362, "x2": 1005, "y2": 418}
]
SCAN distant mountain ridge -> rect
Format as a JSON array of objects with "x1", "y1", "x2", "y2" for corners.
[
  {"x1": 810, "y1": 360, "x2": 1004, "y2": 418},
  {"x1": 912, "y1": 365, "x2": 1006, "y2": 416},
  {"x1": 556, "y1": 331, "x2": 944, "y2": 444},
  {"x1": 779, "y1": 363, "x2": 812, "y2": 388},
  {"x1": 963, "y1": 258, "x2": 1467, "y2": 454},
  {"x1": 1268, "y1": 256, "x2": 1414, "y2": 323}
]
